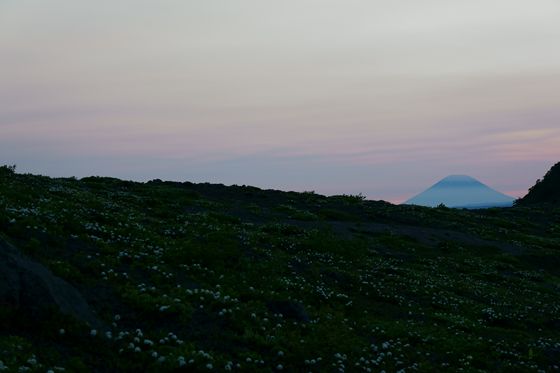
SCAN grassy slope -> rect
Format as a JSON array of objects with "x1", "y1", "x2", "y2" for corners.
[{"x1": 0, "y1": 171, "x2": 559, "y2": 372}]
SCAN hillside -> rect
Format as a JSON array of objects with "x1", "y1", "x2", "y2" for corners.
[
  {"x1": 1, "y1": 167, "x2": 559, "y2": 372},
  {"x1": 517, "y1": 162, "x2": 560, "y2": 205}
]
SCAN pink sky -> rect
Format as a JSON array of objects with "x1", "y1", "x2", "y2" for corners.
[{"x1": 1, "y1": 1, "x2": 559, "y2": 202}]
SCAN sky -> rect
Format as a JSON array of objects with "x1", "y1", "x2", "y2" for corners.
[{"x1": 1, "y1": 1, "x2": 559, "y2": 203}]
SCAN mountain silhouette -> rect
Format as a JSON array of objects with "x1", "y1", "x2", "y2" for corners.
[
  {"x1": 404, "y1": 175, "x2": 515, "y2": 208},
  {"x1": 517, "y1": 162, "x2": 560, "y2": 205}
]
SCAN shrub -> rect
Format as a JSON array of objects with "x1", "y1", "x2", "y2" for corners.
[
  {"x1": 330, "y1": 193, "x2": 366, "y2": 203},
  {"x1": 0, "y1": 164, "x2": 16, "y2": 177}
]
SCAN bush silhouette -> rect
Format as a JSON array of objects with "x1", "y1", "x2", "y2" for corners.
[{"x1": 0, "y1": 164, "x2": 16, "y2": 177}]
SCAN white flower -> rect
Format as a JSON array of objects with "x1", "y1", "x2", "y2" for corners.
[
  {"x1": 277, "y1": 351, "x2": 284, "y2": 357},
  {"x1": 178, "y1": 357, "x2": 186, "y2": 367},
  {"x1": 276, "y1": 364, "x2": 283, "y2": 370},
  {"x1": 59, "y1": 329, "x2": 65, "y2": 335},
  {"x1": 206, "y1": 363, "x2": 213, "y2": 369},
  {"x1": 90, "y1": 329, "x2": 97, "y2": 337}
]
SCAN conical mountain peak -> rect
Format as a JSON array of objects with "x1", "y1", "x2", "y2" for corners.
[
  {"x1": 441, "y1": 175, "x2": 478, "y2": 182},
  {"x1": 405, "y1": 174, "x2": 514, "y2": 208},
  {"x1": 433, "y1": 175, "x2": 485, "y2": 188}
]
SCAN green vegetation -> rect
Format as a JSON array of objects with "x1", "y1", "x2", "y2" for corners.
[{"x1": 0, "y1": 168, "x2": 559, "y2": 372}]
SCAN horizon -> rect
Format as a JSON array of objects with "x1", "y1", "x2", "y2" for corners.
[
  {"x1": 5, "y1": 165, "x2": 534, "y2": 205},
  {"x1": 2, "y1": 1, "x2": 559, "y2": 202}
]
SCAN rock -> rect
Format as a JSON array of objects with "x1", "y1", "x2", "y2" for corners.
[
  {"x1": 266, "y1": 300, "x2": 309, "y2": 322},
  {"x1": 0, "y1": 237, "x2": 102, "y2": 328},
  {"x1": 544, "y1": 346, "x2": 560, "y2": 362}
]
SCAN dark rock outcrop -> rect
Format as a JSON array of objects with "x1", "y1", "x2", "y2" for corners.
[
  {"x1": 267, "y1": 300, "x2": 310, "y2": 322},
  {"x1": 0, "y1": 237, "x2": 101, "y2": 328}
]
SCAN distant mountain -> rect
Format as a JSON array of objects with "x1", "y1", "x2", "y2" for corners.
[
  {"x1": 517, "y1": 162, "x2": 560, "y2": 205},
  {"x1": 404, "y1": 175, "x2": 515, "y2": 208}
]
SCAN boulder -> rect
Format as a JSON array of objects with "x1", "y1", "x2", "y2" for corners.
[
  {"x1": 0, "y1": 237, "x2": 101, "y2": 328},
  {"x1": 267, "y1": 300, "x2": 310, "y2": 322}
]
